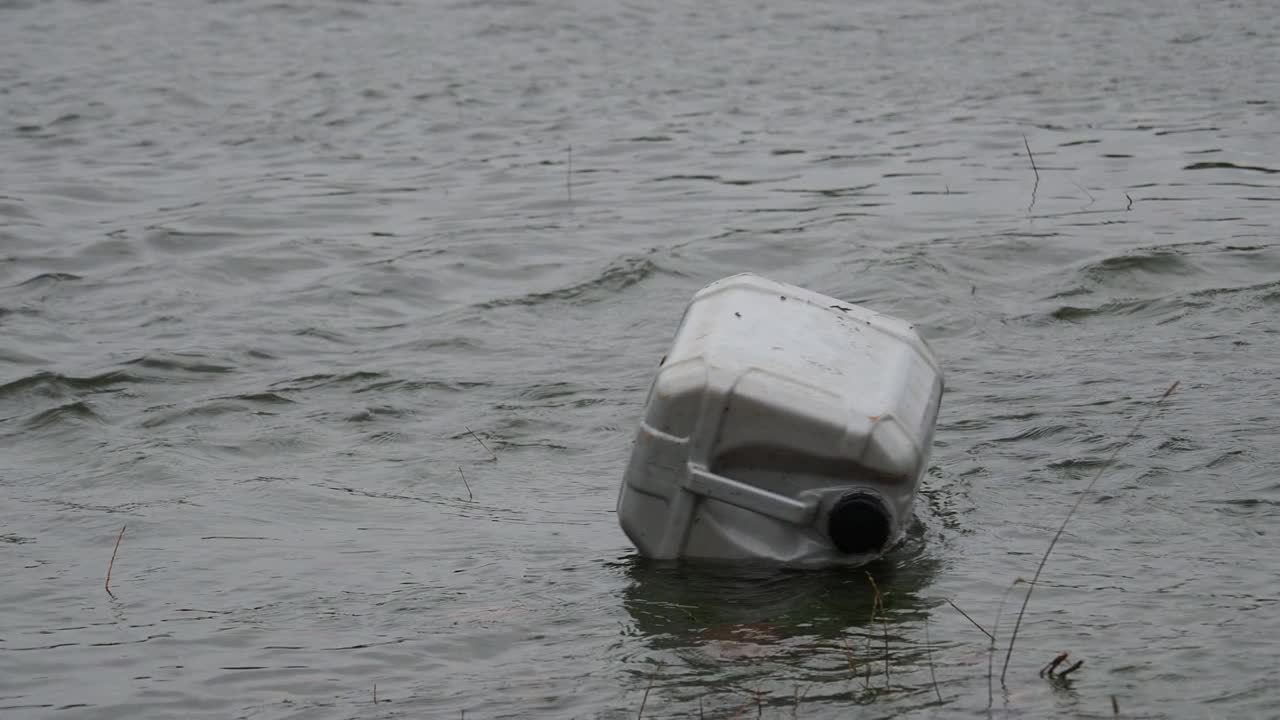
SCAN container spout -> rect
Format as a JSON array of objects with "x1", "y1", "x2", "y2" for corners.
[{"x1": 827, "y1": 493, "x2": 892, "y2": 555}]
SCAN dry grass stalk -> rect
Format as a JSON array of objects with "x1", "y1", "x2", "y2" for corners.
[
  {"x1": 1022, "y1": 134, "x2": 1040, "y2": 182},
  {"x1": 464, "y1": 426, "x2": 496, "y2": 461},
  {"x1": 792, "y1": 684, "x2": 810, "y2": 718},
  {"x1": 1039, "y1": 651, "x2": 1069, "y2": 677},
  {"x1": 1023, "y1": 133, "x2": 1041, "y2": 212},
  {"x1": 1057, "y1": 660, "x2": 1084, "y2": 678},
  {"x1": 458, "y1": 466, "x2": 473, "y2": 501},
  {"x1": 1070, "y1": 178, "x2": 1096, "y2": 206},
  {"x1": 1000, "y1": 381, "x2": 1180, "y2": 686},
  {"x1": 105, "y1": 524, "x2": 127, "y2": 596},
  {"x1": 840, "y1": 637, "x2": 859, "y2": 680},
  {"x1": 863, "y1": 600, "x2": 875, "y2": 688},
  {"x1": 373, "y1": 683, "x2": 378, "y2": 703},
  {"x1": 944, "y1": 598, "x2": 994, "y2": 641},
  {"x1": 1111, "y1": 694, "x2": 1120, "y2": 716},
  {"x1": 566, "y1": 145, "x2": 573, "y2": 205}
]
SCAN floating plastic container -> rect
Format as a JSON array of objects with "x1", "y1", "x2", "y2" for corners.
[{"x1": 616, "y1": 273, "x2": 944, "y2": 567}]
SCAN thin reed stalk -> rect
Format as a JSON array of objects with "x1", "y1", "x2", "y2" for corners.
[
  {"x1": 1023, "y1": 133, "x2": 1041, "y2": 212},
  {"x1": 944, "y1": 598, "x2": 994, "y2": 641},
  {"x1": 464, "y1": 426, "x2": 496, "y2": 461},
  {"x1": 105, "y1": 524, "x2": 127, "y2": 596},
  {"x1": 1022, "y1": 134, "x2": 1040, "y2": 181},
  {"x1": 990, "y1": 579, "x2": 1024, "y2": 708},
  {"x1": 840, "y1": 637, "x2": 859, "y2": 681},
  {"x1": 458, "y1": 466, "x2": 473, "y2": 501},
  {"x1": 999, "y1": 382, "x2": 1180, "y2": 686}
]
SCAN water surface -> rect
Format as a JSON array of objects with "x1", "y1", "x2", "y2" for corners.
[{"x1": 2, "y1": 0, "x2": 1278, "y2": 717}]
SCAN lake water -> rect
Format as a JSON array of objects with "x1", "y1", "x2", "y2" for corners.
[{"x1": 2, "y1": 0, "x2": 1278, "y2": 718}]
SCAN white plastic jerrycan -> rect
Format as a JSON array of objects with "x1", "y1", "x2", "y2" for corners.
[{"x1": 616, "y1": 273, "x2": 944, "y2": 567}]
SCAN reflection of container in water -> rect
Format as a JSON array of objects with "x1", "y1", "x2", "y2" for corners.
[{"x1": 616, "y1": 273, "x2": 944, "y2": 568}]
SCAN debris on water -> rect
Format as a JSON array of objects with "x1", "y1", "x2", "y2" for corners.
[
  {"x1": 1039, "y1": 651, "x2": 1069, "y2": 677},
  {"x1": 1039, "y1": 651, "x2": 1083, "y2": 680}
]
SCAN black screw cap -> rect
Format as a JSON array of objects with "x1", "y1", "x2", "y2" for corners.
[{"x1": 827, "y1": 493, "x2": 891, "y2": 555}]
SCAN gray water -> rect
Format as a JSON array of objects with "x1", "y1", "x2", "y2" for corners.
[{"x1": 2, "y1": 0, "x2": 1278, "y2": 717}]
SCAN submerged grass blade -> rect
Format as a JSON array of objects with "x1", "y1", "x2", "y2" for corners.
[
  {"x1": 990, "y1": 578, "x2": 1024, "y2": 708},
  {"x1": 458, "y1": 466, "x2": 473, "y2": 501},
  {"x1": 464, "y1": 426, "x2": 496, "y2": 461},
  {"x1": 1023, "y1": 133, "x2": 1041, "y2": 212},
  {"x1": 637, "y1": 661, "x2": 662, "y2": 719},
  {"x1": 924, "y1": 613, "x2": 943, "y2": 703},
  {"x1": 865, "y1": 572, "x2": 891, "y2": 685}
]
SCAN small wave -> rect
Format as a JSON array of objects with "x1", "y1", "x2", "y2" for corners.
[
  {"x1": 126, "y1": 354, "x2": 235, "y2": 375},
  {"x1": 1206, "y1": 450, "x2": 1248, "y2": 468},
  {"x1": 1046, "y1": 275, "x2": 1280, "y2": 324},
  {"x1": 269, "y1": 370, "x2": 385, "y2": 392},
  {"x1": 1080, "y1": 251, "x2": 1198, "y2": 283},
  {"x1": 991, "y1": 424, "x2": 1073, "y2": 443},
  {"x1": 1210, "y1": 498, "x2": 1280, "y2": 508},
  {"x1": 649, "y1": 173, "x2": 797, "y2": 186},
  {"x1": 516, "y1": 381, "x2": 581, "y2": 401},
  {"x1": 1185, "y1": 161, "x2": 1279, "y2": 175},
  {"x1": 11, "y1": 272, "x2": 82, "y2": 289},
  {"x1": 143, "y1": 226, "x2": 247, "y2": 254},
  {"x1": 23, "y1": 400, "x2": 103, "y2": 430},
  {"x1": 0, "y1": 370, "x2": 136, "y2": 400},
  {"x1": 140, "y1": 400, "x2": 263, "y2": 428},
  {"x1": 1187, "y1": 280, "x2": 1280, "y2": 299},
  {"x1": 354, "y1": 378, "x2": 490, "y2": 394},
  {"x1": 344, "y1": 406, "x2": 412, "y2": 423},
  {"x1": 225, "y1": 392, "x2": 294, "y2": 404},
  {"x1": 649, "y1": 174, "x2": 717, "y2": 182},
  {"x1": 777, "y1": 183, "x2": 878, "y2": 198},
  {"x1": 135, "y1": 391, "x2": 290, "y2": 427},
  {"x1": 290, "y1": 327, "x2": 352, "y2": 344},
  {"x1": 1049, "y1": 299, "x2": 1158, "y2": 322},
  {"x1": 322, "y1": 484, "x2": 589, "y2": 526},
  {"x1": 477, "y1": 256, "x2": 667, "y2": 309}
]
